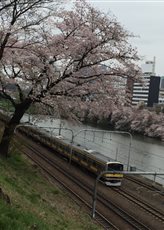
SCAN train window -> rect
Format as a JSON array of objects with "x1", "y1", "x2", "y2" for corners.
[
  {"x1": 108, "y1": 164, "x2": 123, "y2": 171},
  {"x1": 80, "y1": 154, "x2": 85, "y2": 160},
  {"x1": 73, "y1": 151, "x2": 79, "y2": 158},
  {"x1": 92, "y1": 161, "x2": 97, "y2": 167},
  {"x1": 88, "y1": 158, "x2": 93, "y2": 165}
]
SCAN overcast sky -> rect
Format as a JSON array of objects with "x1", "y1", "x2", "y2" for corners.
[{"x1": 85, "y1": 0, "x2": 164, "y2": 76}]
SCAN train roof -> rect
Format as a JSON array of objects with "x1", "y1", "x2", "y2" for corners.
[
  {"x1": 80, "y1": 148, "x2": 122, "y2": 165},
  {"x1": 25, "y1": 127, "x2": 123, "y2": 166},
  {"x1": 53, "y1": 134, "x2": 122, "y2": 165}
]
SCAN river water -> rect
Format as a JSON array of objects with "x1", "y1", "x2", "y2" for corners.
[{"x1": 22, "y1": 115, "x2": 164, "y2": 186}]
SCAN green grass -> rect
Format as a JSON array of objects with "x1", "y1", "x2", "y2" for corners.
[{"x1": 0, "y1": 152, "x2": 101, "y2": 230}]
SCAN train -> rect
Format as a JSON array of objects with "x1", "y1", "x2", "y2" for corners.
[{"x1": 18, "y1": 125, "x2": 124, "y2": 186}]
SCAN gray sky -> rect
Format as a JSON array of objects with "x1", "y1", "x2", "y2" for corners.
[{"x1": 86, "y1": 0, "x2": 164, "y2": 76}]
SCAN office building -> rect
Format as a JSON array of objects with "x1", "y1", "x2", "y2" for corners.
[{"x1": 132, "y1": 59, "x2": 161, "y2": 107}]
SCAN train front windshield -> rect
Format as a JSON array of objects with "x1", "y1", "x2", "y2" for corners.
[{"x1": 108, "y1": 163, "x2": 123, "y2": 171}]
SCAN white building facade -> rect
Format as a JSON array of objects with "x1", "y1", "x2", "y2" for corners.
[{"x1": 158, "y1": 76, "x2": 164, "y2": 104}]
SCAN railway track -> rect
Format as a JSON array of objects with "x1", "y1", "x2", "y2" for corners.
[
  {"x1": 15, "y1": 133, "x2": 164, "y2": 229},
  {"x1": 113, "y1": 187, "x2": 164, "y2": 223},
  {"x1": 16, "y1": 137, "x2": 118, "y2": 230},
  {"x1": 21, "y1": 143, "x2": 149, "y2": 230},
  {"x1": 125, "y1": 175, "x2": 164, "y2": 194}
]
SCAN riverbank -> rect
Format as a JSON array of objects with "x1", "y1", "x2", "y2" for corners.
[
  {"x1": 1, "y1": 104, "x2": 164, "y2": 142},
  {"x1": 81, "y1": 107, "x2": 164, "y2": 142}
]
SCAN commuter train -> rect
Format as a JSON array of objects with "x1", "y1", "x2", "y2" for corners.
[{"x1": 18, "y1": 125, "x2": 124, "y2": 186}]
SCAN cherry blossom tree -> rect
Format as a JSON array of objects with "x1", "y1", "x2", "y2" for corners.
[
  {"x1": 0, "y1": 0, "x2": 62, "y2": 156},
  {"x1": 0, "y1": 0, "x2": 141, "y2": 157},
  {"x1": 109, "y1": 107, "x2": 164, "y2": 140}
]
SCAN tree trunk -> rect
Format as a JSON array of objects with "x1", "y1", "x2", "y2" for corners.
[
  {"x1": 0, "y1": 122, "x2": 17, "y2": 157},
  {"x1": 0, "y1": 100, "x2": 32, "y2": 157}
]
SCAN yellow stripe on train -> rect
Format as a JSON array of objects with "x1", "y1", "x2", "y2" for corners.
[
  {"x1": 90, "y1": 166, "x2": 98, "y2": 172},
  {"x1": 104, "y1": 174, "x2": 123, "y2": 178},
  {"x1": 72, "y1": 156, "x2": 78, "y2": 161},
  {"x1": 81, "y1": 160, "x2": 88, "y2": 166}
]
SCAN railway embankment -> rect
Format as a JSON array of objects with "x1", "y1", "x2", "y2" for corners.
[{"x1": 0, "y1": 151, "x2": 101, "y2": 230}]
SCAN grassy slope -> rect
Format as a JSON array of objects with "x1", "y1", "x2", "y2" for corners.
[{"x1": 0, "y1": 152, "x2": 101, "y2": 230}]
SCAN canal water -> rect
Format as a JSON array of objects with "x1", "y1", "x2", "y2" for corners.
[{"x1": 22, "y1": 115, "x2": 164, "y2": 185}]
